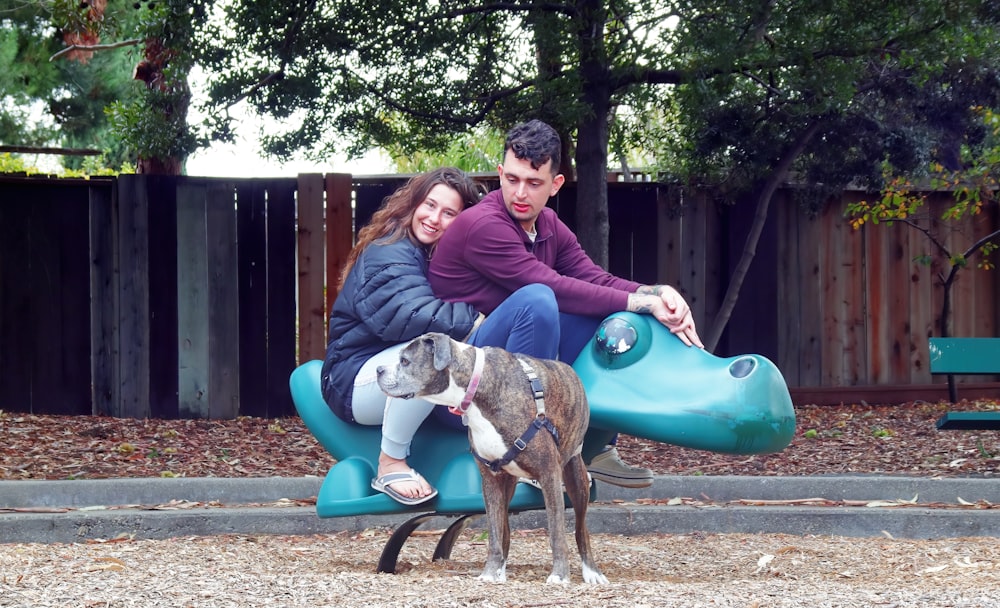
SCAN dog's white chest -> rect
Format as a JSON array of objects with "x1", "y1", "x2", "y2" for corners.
[{"x1": 464, "y1": 407, "x2": 533, "y2": 478}]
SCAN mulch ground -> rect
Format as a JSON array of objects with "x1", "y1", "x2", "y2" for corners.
[{"x1": 2, "y1": 399, "x2": 998, "y2": 481}]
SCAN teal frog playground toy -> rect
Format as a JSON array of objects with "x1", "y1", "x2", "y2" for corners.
[{"x1": 289, "y1": 312, "x2": 796, "y2": 572}]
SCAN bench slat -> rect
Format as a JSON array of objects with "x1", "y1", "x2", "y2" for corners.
[
  {"x1": 935, "y1": 411, "x2": 1000, "y2": 430},
  {"x1": 928, "y1": 338, "x2": 1000, "y2": 375}
]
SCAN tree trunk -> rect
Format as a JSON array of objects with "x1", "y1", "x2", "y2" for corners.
[
  {"x1": 572, "y1": 0, "x2": 611, "y2": 268},
  {"x1": 705, "y1": 121, "x2": 822, "y2": 351},
  {"x1": 131, "y1": 32, "x2": 189, "y2": 176}
]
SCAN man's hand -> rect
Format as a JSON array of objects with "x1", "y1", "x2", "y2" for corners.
[{"x1": 628, "y1": 290, "x2": 705, "y2": 349}]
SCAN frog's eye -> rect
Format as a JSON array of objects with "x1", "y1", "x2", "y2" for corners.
[{"x1": 593, "y1": 316, "x2": 650, "y2": 369}]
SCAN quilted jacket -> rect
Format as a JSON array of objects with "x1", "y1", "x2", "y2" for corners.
[{"x1": 320, "y1": 235, "x2": 478, "y2": 422}]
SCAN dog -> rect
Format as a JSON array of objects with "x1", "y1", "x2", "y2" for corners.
[{"x1": 377, "y1": 332, "x2": 607, "y2": 584}]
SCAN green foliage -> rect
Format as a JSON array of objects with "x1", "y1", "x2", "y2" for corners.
[
  {"x1": 193, "y1": 1, "x2": 678, "y2": 163},
  {"x1": 0, "y1": 0, "x2": 140, "y2": 170},
  {"x1": 659, "y1": 0, "x2": 1000, "y2": 210},
  {"x1": 387, "y1": 125, "x2": 503, "y2": 174},
  {"x1": 0, "y1": 153, "x2": 36, "y2": 173},
  {"x1": 103, "y1": 0, "x2": 207, "y2": 170}
]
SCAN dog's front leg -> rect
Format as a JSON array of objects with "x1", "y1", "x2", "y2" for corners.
[
  {"x1": 532, "y1": 472, "x2": 572, "y2": 584},
  {"x1": 478, "y1": 471, "x2": 516, "y2": 582}
]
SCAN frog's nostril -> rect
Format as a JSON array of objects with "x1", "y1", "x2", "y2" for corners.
[{"x1": 729, "y1": 356, "x2": 756, "y2": 379}]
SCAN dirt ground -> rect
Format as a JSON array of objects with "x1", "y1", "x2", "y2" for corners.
[
  {"x1": 2, "y1": 529, "x2": 999, "y2": 607},
  {"x1": 1, "y1": 400, "x2": 999, "y2": 606}
]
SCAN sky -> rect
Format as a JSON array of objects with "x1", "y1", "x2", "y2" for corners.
[
  {"x1": 184, "y1": 109, "x2": 393, "y2": 178},
  {"x1": 184, "y1": 68, "x2": 393, "y2": 178},
  {"x1": 185, "y1": 137, "x2": 392, "y2": 178}
]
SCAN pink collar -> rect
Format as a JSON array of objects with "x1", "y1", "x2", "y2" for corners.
[{"x1": 457, "y1": 348, "x2": 485, "y2": 414}]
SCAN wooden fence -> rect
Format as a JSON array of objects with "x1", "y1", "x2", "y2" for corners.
[{"x1": 0, "y1": 174, "x2": 997, "y2": 419}]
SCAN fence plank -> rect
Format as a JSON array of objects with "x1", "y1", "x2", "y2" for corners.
[
  {"x1": 722, "y1": 194, "x2": 781, "y2": 360},
  {"x1": 265, "y1": 180, "x2": 297, "y2": 417},
  {"x1": 237, "y1": 182, "x2": 268, "y2": 417},
  {"x1": 324, "y1": 173, "x2": 354, "y2": 311},
  {"x1": 47, "y1": 184, "x2": 92, "y2": 414},
  {"x1": 115, "y1": 176, "x2": 152, "y2": 419},
  {"x1": 885, "y1": 225, "x2": 913, "y2": 383},
  {"x1": 206, "y1": 181, "x2": 240, "y2": 419},
  {"x1": 90, "y1": 184, "x2": 116, "y2": 415},
  {"x1": 177, "y1": 182, "x2": 210, "y2": 418},
  {"x1": 147, "y1": 176, "x2": 179, "y2": 419},
  {"x1": 775, "y1": 195, "x2": 802, "y2": 385},
  {"x1": 666, "y1": 188, "x2": 710, "y2": 326},
  {"x1": 0, "y1": 186, "x2": 33, "y2": 412},
  {"x1": 908, "y1": 209, "x2": 935, "y2": 381},
  {"x1": 297, "y1": 174, "x2": 326, "y2": 364}
]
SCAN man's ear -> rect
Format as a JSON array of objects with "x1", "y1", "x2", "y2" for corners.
[
  {"x1": 550, "y1": 173, "x2": 565, "y2": 196},
  {"x1": 430, "y1": 333, "x2": 453, "y2": 371}
]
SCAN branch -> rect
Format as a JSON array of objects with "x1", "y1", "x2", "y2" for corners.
[
  {"x1": 49, "y1": 38, "x2": 143, "y2": 62},
  {"x1": 895, "y1": 217, "x2": 951, "y2": 259},
  {"x1": 962, "y1": 228, "x2": 1000, "y2": 262},
  {"x1": 438, "y1": 2, "x2": 576, "y2": 19},
  {"x1": 218, "y1": 0, "x2": 313, "y2": 111},
  {"x1": 220, "y1": 70, "x2": 287, "y2": 111},
  {"x1": 353, "y1": 64, "x2": 537, "y2": 126}
]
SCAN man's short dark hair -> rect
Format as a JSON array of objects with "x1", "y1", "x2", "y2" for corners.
[{"x1": 504, "y1": 120, "x2": 561, "y2": 175}]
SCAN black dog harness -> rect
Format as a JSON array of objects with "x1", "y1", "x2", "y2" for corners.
[{"x1": 472, "y1": 357, "x2": 560, "y2": 474}]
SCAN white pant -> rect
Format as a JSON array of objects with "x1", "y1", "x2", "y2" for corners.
[{"x1": 351, "y1": 343, "x2": 437, "y2": 460}]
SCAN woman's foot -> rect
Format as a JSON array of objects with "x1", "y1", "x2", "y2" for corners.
[{"x1": 375, "y1": 453, "x2": 435, "y2": 501}]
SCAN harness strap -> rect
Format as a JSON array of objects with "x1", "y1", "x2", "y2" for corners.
[{"x1": 474, "y1": 357, "x2": 560, "y2": 474}]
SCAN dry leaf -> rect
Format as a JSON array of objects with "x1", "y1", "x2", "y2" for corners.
[{"x1": 756, "y1": 554, "x2": 775, "y2": 573}]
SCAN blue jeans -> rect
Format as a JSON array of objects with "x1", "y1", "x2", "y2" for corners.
[
  {"x1": 557, "y1": 312, "x2": 601, "y2": 364},
  {"x1": 435, "y1": 285, "x2": 615, "y2": 452},
  {"x1": 434, "y1": 284, "x2": 560, "y2": 428},
  {"x1": 557, "y1": 312, "x2": 618, "y2": 449}
]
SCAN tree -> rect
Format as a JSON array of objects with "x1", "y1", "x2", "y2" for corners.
[
  {"x1": 386, "y1": 125, "x2": 503, "y2": 174},
  {"x1": 197, "y1": 1, "x2": 999, "y2": 347},
  {"x1": 195, "y1": 0, "x2": 690, "y2": 267},
  {"x1": 658, "y1": 1, "x2": 1000, "y2": 349},
  {"x1": 846, "y1": 107, "x2": 1000, "y2": 401},
  {"x1": 1, "y1": 0, "x2": 210, "y2": 174},
  {"x1": 102, "y1": 0, "x2": 206, "y2": 174},
  {"x1": 0, "y1": 0, "x2": 136, "y2": 169}
]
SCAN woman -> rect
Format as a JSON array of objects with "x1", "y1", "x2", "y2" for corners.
[{"x1": 321, "y1": 168, "x2": 484, "y2": 505}]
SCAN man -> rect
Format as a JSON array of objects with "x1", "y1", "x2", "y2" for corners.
[{"x1": 429, "y1": 119, "x2": 704, "y2": 488}]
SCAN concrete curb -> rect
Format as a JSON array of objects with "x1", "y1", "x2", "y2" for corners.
[{"x1": 2, "y1": 475, "x2": 998, "y2": 544}]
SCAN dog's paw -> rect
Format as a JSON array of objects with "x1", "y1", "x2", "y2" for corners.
[
  {"x1": 477, "y1": 566, "x2": 507, "y2": 583},
  {"x1": 582, "y1": 565, "x2": 609, "y2": 584},
  {"x1": 545, "y1": 573, "x2": 571, "y2": 584}
]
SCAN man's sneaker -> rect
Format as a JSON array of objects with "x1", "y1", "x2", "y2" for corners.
[{"x1": 587, "y1": 447, "x2": 653, "y2": 488}]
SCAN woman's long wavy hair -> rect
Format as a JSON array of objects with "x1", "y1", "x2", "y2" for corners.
[{"x1": 337, "y1": 167, "x2": 484, "y2": 290}]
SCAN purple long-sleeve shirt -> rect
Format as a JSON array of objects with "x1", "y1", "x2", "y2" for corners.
[{"x1": 428, "y1": 189, "x2": 640, "y2": 316}]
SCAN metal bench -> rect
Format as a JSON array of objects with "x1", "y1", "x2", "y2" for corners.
[{"x1": 930, "y1": 337, "x2": 1000, "y2": 430}]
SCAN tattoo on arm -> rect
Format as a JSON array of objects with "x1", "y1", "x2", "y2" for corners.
[
  {"x1": 635, "y1": 285, "x2": 663, "y2": 297},
  {"x1": 627, "y1": 294, "x2": 654, "y2": 314}
]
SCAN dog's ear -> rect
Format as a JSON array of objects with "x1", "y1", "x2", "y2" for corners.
[{"x1": 429, "y1": 333, "x2": 453, "y2": 371}]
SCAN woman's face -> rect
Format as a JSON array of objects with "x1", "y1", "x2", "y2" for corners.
[{"x1": 410, "y1": 183, "x2": 464, "y2": 246}]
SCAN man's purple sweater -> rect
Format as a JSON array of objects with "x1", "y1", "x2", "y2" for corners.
[{"x1": 428, "y1": 189, "x2": 640, "y2": 316}]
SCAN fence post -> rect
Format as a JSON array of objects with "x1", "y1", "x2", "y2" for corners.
[
  {"x1": 297, "y1": 174, "x2": 326, "y2": 364},
  {"x1": 324, "y1": 173, "x2": 354, "y2": 326}
]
